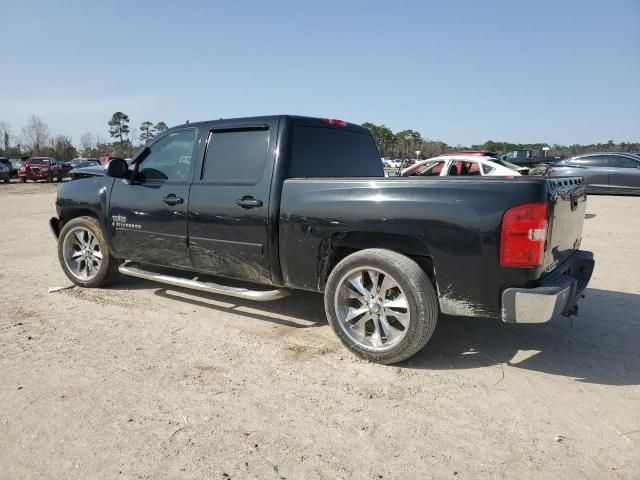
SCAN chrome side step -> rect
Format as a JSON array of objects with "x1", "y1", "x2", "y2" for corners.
[{"x1": 118, "y1": 262, "x2": 290, "y2": 301}]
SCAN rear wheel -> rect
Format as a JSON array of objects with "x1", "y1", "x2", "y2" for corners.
[
  {"x1": 58, "y1": 216, "x2": 121, "y2": 287},
  {"x1": 324, "y1": 248, "x2": 439, "y2": 364}
]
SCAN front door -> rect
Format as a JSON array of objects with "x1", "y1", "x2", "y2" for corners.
[
  {"x1": 187, "y1": 123, "x2": 277, "y2": 284},
  {"x1": 109, "y1": 128, "x2": 199, "y2": 268}
]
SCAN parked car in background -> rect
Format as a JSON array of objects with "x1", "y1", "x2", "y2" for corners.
[
  {"x1": 0, "y1": 161, "x2": 10, "y2": 183},
  {"x1": 68, "y1": 158, "x2": 100, "y2": 170},
  {"x1": 399, "y1": 154, "x2": 522, "y2": 177},
  {"x1": 9, "y1": 159, "x2": 23, "y2": 175},
  {"x1": 69, "y1": 159, "x2": 105, "y2": 180},
  {"x1": 17, "y1": 157, "x2": 64, "y2": 182},
  {"x1": 0, "y1": 157, "x2": 11, "y2": 175},
  {"x1": 547, "y1": 152, "x2": 640, "y2": 195},
  {"x1": 501, "y1": 149, "x2": 560, "y2": 168}
]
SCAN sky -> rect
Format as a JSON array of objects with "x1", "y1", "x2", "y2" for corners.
[{"x1": 1, "y1": 0, "x2": 639, "y2": 146}]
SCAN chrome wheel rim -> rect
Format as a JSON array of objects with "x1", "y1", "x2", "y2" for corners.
[
  {"x1": 62, "y1": 227, "x2": 103, "y2": 281},
  {"x1": 334, "y1": 267, "x2": 410, "y2": 351}
]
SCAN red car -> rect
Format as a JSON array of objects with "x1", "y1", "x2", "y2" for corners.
[{"x1": 18, "y1": 157, "x2": 64, "y2": 182}]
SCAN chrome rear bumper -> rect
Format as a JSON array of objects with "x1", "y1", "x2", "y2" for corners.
[{"x1": 501, "y1": 250, "x2": 594, "y2": 324}]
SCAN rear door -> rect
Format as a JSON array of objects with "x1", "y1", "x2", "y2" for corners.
[
  {"x1": 607, "y1": 154, "x2": 640, "y2": 192},
  {"x1": 187, "y1": 120, "x2": 278, "y2": 284},
  {"x1": 109, "y1": 128, "x2": 198, "y2": 268}
]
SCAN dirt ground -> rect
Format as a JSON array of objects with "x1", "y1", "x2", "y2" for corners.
[{"x1": 1, "y1": 179, "x2": 639, "y2": 480}]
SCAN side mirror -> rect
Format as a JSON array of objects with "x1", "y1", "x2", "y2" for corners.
[{"x1": 106, "y1": 159, "x2": 129, "y2": 179}]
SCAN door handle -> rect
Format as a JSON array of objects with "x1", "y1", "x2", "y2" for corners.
[
  {"x1": 162, "y1": 194, "x2": 184, "y2": 206},
  {"x1": 236, "y1": 196, "x2": 263, "y2": 209}
]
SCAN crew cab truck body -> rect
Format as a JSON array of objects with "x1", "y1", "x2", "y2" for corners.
[{"x1": 50, "y1": 115, "x2": 594, "y2": 364}]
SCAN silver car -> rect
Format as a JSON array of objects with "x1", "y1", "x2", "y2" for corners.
[{"x1": 549, "y1": 152, "x2": 640, "y2": 195}]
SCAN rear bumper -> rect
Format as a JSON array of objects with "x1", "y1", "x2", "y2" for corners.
[{"x1": 501, "y1": 250, "x2": 594, "y2": 324}]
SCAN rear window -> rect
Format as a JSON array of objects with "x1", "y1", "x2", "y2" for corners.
[
  {"x1": 202, "y1": 128, "x2": 270, "y2": 184},
  {"x1": 289, "y1": 126, "x2": 383, "y2": 177}
]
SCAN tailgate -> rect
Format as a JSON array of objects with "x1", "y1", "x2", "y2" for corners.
[{"x1": 543, "y1": 177, "x2": 587, "y2": 272}]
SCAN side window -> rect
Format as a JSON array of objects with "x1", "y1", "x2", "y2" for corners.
[
  {"x1": 468, "y1": 162, "x2": 481, "y2": 175},
  {"x1": 576, "y1": 156, "x2": 608, "y2": 167},
  {"x1": 202, "y1": 128, "x2": 269, "y2": 184},
  {"x1": 138, "y1": 130, "x2": 197, "y2": 182},
  {"x1": 481, "y1": 163, "x2": 495, "y2": 175},
  {"x1": 608, "y1": 155, "x2": 639, "y2": 168}
]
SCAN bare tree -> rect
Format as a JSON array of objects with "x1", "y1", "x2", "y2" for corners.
[
  {"x1": 0, "y1": 122, "x2": 11, "y2": 155},
  {"x1": 52, "y1": 135, "x2": 76, "y2": 160},
  {"x1": 79, "y1": 132, "x2": 96, "y2": 156},
  {"x1": 21, "y1": 115, "x2": 50, "y2": 154}
]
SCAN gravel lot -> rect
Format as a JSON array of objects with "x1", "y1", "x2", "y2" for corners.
[{"x1": 1, "y1": 180, "x2": 639, "y2": 479}]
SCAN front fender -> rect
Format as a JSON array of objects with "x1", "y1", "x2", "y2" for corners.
[{"x1": 55, "y1": 176, "x2": 116, "y2": 251}]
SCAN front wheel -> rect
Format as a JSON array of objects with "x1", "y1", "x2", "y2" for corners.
[
  {"x1": 57, "y1": 216, "x2": 121, "y2": 288},
  {"x1": 19, "y1": 177, "x2": 26, "y2": 183},
  {"x1": 324, "y1": 249, "x2": 439, "y2": 364}
]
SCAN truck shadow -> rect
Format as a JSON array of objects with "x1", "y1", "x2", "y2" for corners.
[
  {"x1": 403, "y1": 288, "x2": 640, "y2": 386},
  {"x1": 112, "y1": 278, "x2": 639, "y2": 385}
]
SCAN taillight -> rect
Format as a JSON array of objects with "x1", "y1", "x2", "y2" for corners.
[
  {"x1": 500, "y1": 202, "x2": 549, "y2": 268},
  {"x1": 322, "y1": 118, "x2": 347, "y2": 127}
]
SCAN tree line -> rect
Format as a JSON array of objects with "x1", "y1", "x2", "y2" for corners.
[
  {"x1": 0, "y1": 112, "x2": 169, "y2": 160},
  {"x1": 1, "y1": 116, "x2": 638, "y2": 161},
  {"x1": 362, "y1": 122, "x2": 640, "y2": 159}
]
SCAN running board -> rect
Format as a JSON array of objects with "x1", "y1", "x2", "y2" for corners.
[{"x1": 118, "y1": 262, "x2": 290, "y2": 301}]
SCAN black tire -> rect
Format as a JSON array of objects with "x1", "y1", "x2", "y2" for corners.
[
  {"x1": 19, "y1": 177, "x2": 26, "y2": 183},
  {"x1": 324, "y1": 248, "x2": 439, "y2": 364},
  {"x1": 57, "y1": 216, "x2": 121, "y2": 288}
]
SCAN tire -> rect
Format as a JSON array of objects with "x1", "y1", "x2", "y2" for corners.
[
  {"x1": 19, "y1": 177, "x2": 26, "y2": 183},
  {"x1": 57, "y1": 216, "x2": 121, "y2": 288},
  {"x1": 47, "y1": 173, "x2": 53, "y2": 182},
  {"x1": 324, "y1": 248, "x2": 439, "y2": 364}
]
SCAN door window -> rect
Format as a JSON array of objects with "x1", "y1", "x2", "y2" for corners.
[
  {"x1": 573, "y1": 156, "x2": 608, "y2": 167},
  {"x1": 607, "y1": 155, "x2": 639, "y2": 168},
  {"x1": 138, "y1": 129, "x2": 197, "y2": 182},
  {"x1": 482, "y1": 163, "x2": 495, "y2": 175},
  {"x1": 202, "y1": 128, "x2": 270, "y2": 184}
]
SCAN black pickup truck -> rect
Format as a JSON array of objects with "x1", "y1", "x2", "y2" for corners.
[{"x1": 50, "y1": 115, "x2": 594, "y2": 364}]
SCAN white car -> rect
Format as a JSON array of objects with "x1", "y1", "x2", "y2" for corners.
[{"x1": 400, "y1": 155, "x2": 522, "y2": 177}]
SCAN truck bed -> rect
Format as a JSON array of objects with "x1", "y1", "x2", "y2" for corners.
[{"x1": 279, "y1": 176, "x2": 587, "y2": 318}]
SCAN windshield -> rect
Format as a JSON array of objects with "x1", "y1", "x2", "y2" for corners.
[
  {"x1": 28, "y1": 158, "x2": 48, "y2": 165},
  {"x1": 489, "y1": 157, "x2": 520, "y2": 169}
]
